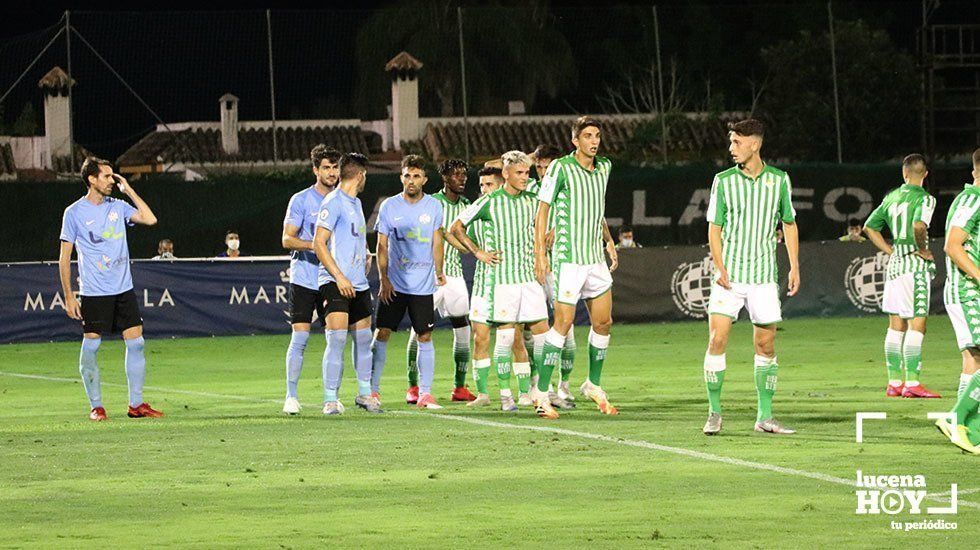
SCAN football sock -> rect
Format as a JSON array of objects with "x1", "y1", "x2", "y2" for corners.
[
  {"x1": 560, "y1": 326, "x2": 576, "y2": 382},
  {"x1": 453, "y1": 326, "x2": 471, "y2": 388},
  {"x1": 754, "y1": 354, "x2": 778, "y2": 422},
  {"x1": 351, "y1": 328, "x2": 373, "y2": 396},
  {"x1": 951, "y1": 371, "x2": 980, "y2": 425},
  {"x1": 515, "y1": 361, "x2": 531, "y2": 393},
  {"x1": 406, "y1": 331, "x2": 419, "y2": 387},
  {"x1": 704, "y1": 352, "x2": 726, "y2": 414},
  {"x1": 322, "y1": 329, "x2": 347, "y2": 403},
  {"x1": 285, "y1": 330, "x2": 309, "y2": 399},
  {"x1": 588, "y1": 329, "x2": 610, "y2": 386},
  {"x1": 531, "y1": 333, "x2": 547, "y2": 391},
  {"x1": 537, "y1": 329, "x2": 564, "y2": 392},
  {"x1": 959, "y1": 373, "x2": 972, "y2": 399},
  {"x1": 473, "y1": 358, "x2": 491, "y2": 395},
  {"x1": 902, "y1": 330, "x2": 924, "y2": 385},
  {"x1": 124, "y1": 336, "x2": 146, "y2": 407},
  {"x1": 79, "y1": 337, "x2": 103, "y2": 409},
  {"x1": 884, "y1": 328, "x2": 904, "y2": 386},
  {"x1": 417, "y1": 340, "x2": 435, "y2": 395},
  {"x1": 494, "y1": 328, "x2": 515, "y2": 395},
  {"x1": 370, "y1": 337, "x2": 387, "y2": 394}
]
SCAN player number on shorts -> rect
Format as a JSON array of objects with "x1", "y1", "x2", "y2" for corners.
[{"x1": 887, "y1": 202, "x2": 909, "y2": 240}]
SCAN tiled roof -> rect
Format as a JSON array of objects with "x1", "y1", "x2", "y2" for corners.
[
  {"x1": 421, "y1": 115, "x2": 738, "y2": 162},
  {"x1": 117, "y1": 125, "x2": 374, "y2": 167},
  {"x1": 0, "y1": 143, "x2": 14, "y2": 176}
]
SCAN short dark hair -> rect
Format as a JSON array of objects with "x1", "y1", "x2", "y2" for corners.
[
  {"x1": 618, "y1": 225, "x2": 633, "y2": 236},
  {"x1": 401, "y1": 154, "x2": 427, "y2": 172},
  {"x1": 310, "y1": 144, "x2": 341, "y2": 168},
  {"x1": 225, "y1": 230, "x2": 238, "y2": 238},
  {"x1": 571, "y1": 116, "x2": 601, "y2": 139},
  {"x1": 973, "y1": 148, "x2": 980, "y2": 170},
  {"x1": 339, "y1": 152, "x2": 369, "y2": 181},
  {"x1": 902, "y1": 153, "x2": 928, "y2": 175},
  {"x1": 80, "y1": 157, "x2": 111, "y2": 187},
  {"x1": 533, "y1": 144, "x2": 562, "y2": 160},
  {"x1": 728, "y1": 119, "x2": 765, "y2": 138},
  {"x1": 159, "y1": 238, "x2": 173, "y2": 246},
  {"x1": 478, "y1": 166, "x2": 502, "y2": 178},
  {"x1": 848, "y1": 218, "x2": 861, "y2": 227},
  {"x1": 439, "y1": 158, "x2": 468, "y2": 175}
]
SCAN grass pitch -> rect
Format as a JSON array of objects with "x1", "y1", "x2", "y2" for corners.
[{"x1": 0, "y1": 317, "x2": 976, "y2": 548}]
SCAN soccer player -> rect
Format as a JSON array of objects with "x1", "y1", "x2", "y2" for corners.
[
  {"x1": 313, "y1": 153, "x2": 378, "y2": 415},
  {"x1": 534, "y1": 117, "x2": 618, "y2": 416},
  {"x1": 370, "y1": 155, "x2": 447, "y2": 410},
  {"x1": 405, "y1": 159, "x2": 477, "y2": 403},
  {"x1": 453, "y1": 151, "x2": 557, "y2": 417},
  {"x1": 701, "y1": 119, "x2": 800, "y2": 436},
  {"x1": 863, "y1": 154, "x2": 940, "y2": 398},
  {"x1": 281, "y1": 144, "x2": 340, "y2": 414},
  {"x1": 936, "y1": 148, "x2": 980, "y2": 454},
  {"x1": 58, "y1": 157, "x2": 161, "y2": 421}
]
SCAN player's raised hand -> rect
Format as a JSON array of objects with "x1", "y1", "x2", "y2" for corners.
[
  {"x1": 336, "y1": 275, "x2": 355, "y2": 299},
  {"x1": 715, "y1": 267, "x2": 732, "y2": 290},
  {"x1": 65, "y1": 295, "x2": 82, "y2": 320},
  {"x1": 476, "y1": 250, "x2": 501, "y2": 266},
  {"x1": 787, "y1": 267, "x2": 801, "y2": 296},
  {"x1": 379, "y1": 278, "x2": 396, "y2": 304},
  {"x1": 605, "y1": 241, "x2": 619, "y2": 273},
  {"x1": 112, "y1": 173, "x2": 130, "y2": 194}
]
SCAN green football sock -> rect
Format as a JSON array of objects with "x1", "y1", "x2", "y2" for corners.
[
  {"x1": 515, "y1": 362, "x2": 531, "y2": 393},
  {"x1": 473, "y1": 358, "x2": 490, "y2": 395},
  {"x1": 704, "y1": 353, "x2": 726, "y2": 414},
  {"x1": 952, "y1": 372, "x2": 980, "y2": 425},
  {"x1": 884, "y1": 329, "x2": 904, "y2": 383},
  {"x1": 587, "y1": 330, "x2": 610, "y2": 386},
  {"x1": 560, "y1": 330, "x2": 576, "y2": 382},
  {"x1": 452, "y1": 328, "x2": 470, "y2": 388},
  {"x1": 407, "y1": 333, "x2": 419, "y2": 387},
  {"x1": 960, "y1": 373, "x2": 972, "y2": 399},
  {"x1": 966, "y1": 409, "x2": 980, "y2": 446},
  {"x1": 537, "y1": 332, "x2": 562, "y2": 393},
  {"x1": 493, "y1": 330, "x2": 514, "y2": 394},
  {"x1": 903, "y1": 330, "x2": 924, "y2": 383},
  {"x1": 754, "y1": 355, "x2": 778, "y2": 422}
]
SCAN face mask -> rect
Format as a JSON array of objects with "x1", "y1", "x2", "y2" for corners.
[
  {"x1": 620, "y1": 238, "x2": 633, "y2": 247},
  {"x1": 227, "y1": 239, "x2": 240, "y2": 251},
  {"x1": 160, "y1": 251, "x2": 174, "y2": 259}
]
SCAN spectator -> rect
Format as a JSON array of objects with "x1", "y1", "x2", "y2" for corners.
[
  {"x1": 839, "y1": 218, "x2": 867, "y2": 242},
  {"x1": 151, "y1": 239, "x2": 175, "y2": 260},
  {"x1": 217, "y1": 230, "x2": 246, "y2": 258},
  {"x1": 615, "y1": 225, "x2": 642, "y2": 249}
]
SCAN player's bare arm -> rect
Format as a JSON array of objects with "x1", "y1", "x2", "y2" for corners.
[
  {"x1": 116, "y1": 175, "x2": 157, "y2": 226},
  {"x1": 707, "y1": 223, "x2": 730, "y2": 289},
  {"x1": 863, "y1": 225, "x2": 894, "y2": 255},
  {"x1": 450, "y1": 219, "x2": 500, "y2": 266},
  {"x1": 945, "y1": 227, "x2": 980, "y2": 281},
  {"x1": 534, "y1": 202, "x2": 551, "y2": 284},
  {"x1": 58, "y1": 240, "x2": 81, "y2": 320},
  {"x1": 376, "y1": 233, "x2": 395, "y2": 303},
  {"x1": 434, "y1": 228, "x2": 446, "y2": 286},
  {"x1": 602, "y1": 218, "x2": 618, "y2": 273},
  {"x1": 783, "y1": 221, "x2": 801, "y2": 296},
  {"x1": 442, "y1": 226, "x2": 469, "y2": 254},
  {"x1": 313, "y1": 225, "x2": 354, "y2": 298},
  {"x1": 912, "y1": 221, "x2": 933, "y2": 261},
  {"x1": 282, "y1": 223, "x2": 313, "y2": 251}
]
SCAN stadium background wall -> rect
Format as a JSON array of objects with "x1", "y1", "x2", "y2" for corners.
[
  {"x1": 0, "y1": 240, "x2": 944, "y2": 344},
  {"x1": 0, "y1": 162, "x2": 971, "y2": 263}
]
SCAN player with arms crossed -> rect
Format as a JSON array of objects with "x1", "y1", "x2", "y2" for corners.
[
  {"x1": 936, "y1": 148, "x2": 980, "y2": 454},
  {"x1": 313, "y1": 153, "x2": 378, "y2": 415},
  {"x1": 406, "y1": 159, "x2": 477, "y2": 403},
  {"x1": 863, "y1": 154, "x2": 940, "y2": 398},
  {"x1": 281, "y1": 144, "x2": 340, "y2": 414},
  {"x1": 534, "y1": 117, "x2": 618, "y2": 415},
  {"x1": 370, "y1": 155, "x2": 447, "y2": 410},
  {"x1": 702, "y1": 119, "x2": 800, "y2": 436},
  {"x1": 59, "y1": 157, "x2": 161, "y2": 421}
]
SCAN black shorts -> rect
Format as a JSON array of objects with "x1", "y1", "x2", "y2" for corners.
[
  {"x1": 376, "y1": 292, "x2": 435, "y2": 334},
  {"x1": 289, "y1": 283, "x2": 327, "y2": 325},
  {"x1": 321, "y1": 282, "x2": 374, "y2": 324},
  {"x1": 80, "y1": 289, "x2": 143, "y2": 335}
]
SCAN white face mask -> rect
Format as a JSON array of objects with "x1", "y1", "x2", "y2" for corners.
[
  {"x1": 159, "y1": 251, "x2": 174, "y2": 259},
  {"x1": 620, "y1": 238, "x2": 633, "y2": 248},
  {"x1": 227, "y1": 239, "x2": 240, "y2": 251}
]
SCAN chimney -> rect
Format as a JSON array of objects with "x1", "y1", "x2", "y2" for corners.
[
  {"x1": 38, "y1": 66, "x2": 75, "y2": 168},
  {"x1": 219, "y1": 93, "x2": 239, "y2": 155},
  {"x1": 386, "y1": 52, "x2": 423, "y2": 149}
]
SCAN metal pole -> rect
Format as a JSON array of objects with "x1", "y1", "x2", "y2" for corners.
[
  {"x1": 457, "y1": 6, "x2": 470, "y2": 164},
  {"x1": 828, "y1": 1, "x2": 843, "y2": 163},
  {"x1": 653, "y1": 6, "x2": 667, "y2": 164},
  {"x1": 266, "y1": 10, "x2": 278, "y2": 167},
  {"x1": 66, "y1": 11, "x2": 75, "y2": 173}
]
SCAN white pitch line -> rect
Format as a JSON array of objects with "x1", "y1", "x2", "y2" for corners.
[{"x1": 1, "y1": 370, "x2": 976, "y2": 509}]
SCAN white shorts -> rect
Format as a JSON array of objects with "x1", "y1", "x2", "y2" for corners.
[
  {"x1": 434, "y1": 276, "x2": 470, "y2": 318},
  {"x1": 489, "y1": 281, "x2": 548, "y2": 324},
  {"x1": 544, "y1": 272, "x2": 556, "y2": 309},
  {"x1": 553, "y1": 262, "x2": 613, "y2": 305},
  {"x1": 469, "y1": 294, "x2": 490, "y2": 325},
  {"x1": 707, "y1": 282, "x2": 782, "y2": 325},
  {"x1": 945, "y1": 301, "x2": 980, "y2": 350},
  {"x1": 881, "y1": 271, "x2": 931, "y2": 319}
]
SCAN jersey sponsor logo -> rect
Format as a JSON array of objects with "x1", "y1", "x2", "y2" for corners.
[
  {"x1": 419, "y1": 213, "x2": 432, "y2": 224},
  {"x1": 845, "y1": 252, "x2": 889, "y2": 313},
  {"x1": 392, "y1": 226, "x2": 431, "y2": 243},
  {"x1": 671, "y1": 255, "x2": 714, "y2": 319}
]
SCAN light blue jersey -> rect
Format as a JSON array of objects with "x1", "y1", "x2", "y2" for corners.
[
  {"x1": 375, "y1": 193, "x2": 443, "y2": 295},
  {"x1": 316, "y1": 188, "x2": 369, "y2": 291},
  {"x1": 284, "y1": 184, "x2": 330, "y2": 291},
  {"x1": 59, "y1": 196, "x2": 138, "y2": 296}
]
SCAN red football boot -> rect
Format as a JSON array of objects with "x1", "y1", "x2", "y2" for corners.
[
  {"x1": 371, "y1": 391, "x2": 382, "y2": 406},
  {"x1": 405, "y1": 386, "x2": 419, "y2": 405},
  {"x1": 89, "y1": 407, "x2": 107, "y2": 421},
  {"x1": 451, "y1": 386, "x2": 477, "y2": 402},
  {"x1": 902, "y1": 384, "x2": 941, "y2": 398},
  {"x1": 127, "y1": 403, "x2": 165, "y2": 418},
  {"x1": 886, "y1": 383, "x2": 904, "y2": 397}
]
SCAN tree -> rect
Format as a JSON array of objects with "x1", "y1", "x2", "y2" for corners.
[
  {"x1": 758, "y1": 20, "x2": 918, "y2": 162},
  {"x1": 11, "y1": 102, "x2": 38, "y2": 137}
]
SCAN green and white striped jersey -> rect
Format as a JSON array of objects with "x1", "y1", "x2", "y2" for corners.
[
  {"x1": 864, "y1": 184, "x2": 936, "y2": 280},
  {"x1": 943, "y1": 184, "x2": 980, "y2": 304},
  {"x1": 536, "y1": 154, "x2": 611, "y2": 265},
  {"x1": 457, "y1": 186, "x2": 537, "y2": 285},
  {"x1": 470, "y1": 218, "x2": 490, "y2": 298},
  {"x1": 706, "y1": 164, "x2": 796, "y2": 284},
  {"x1": 433, "y1": 190, "x2": 470, "y2": 278}
]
